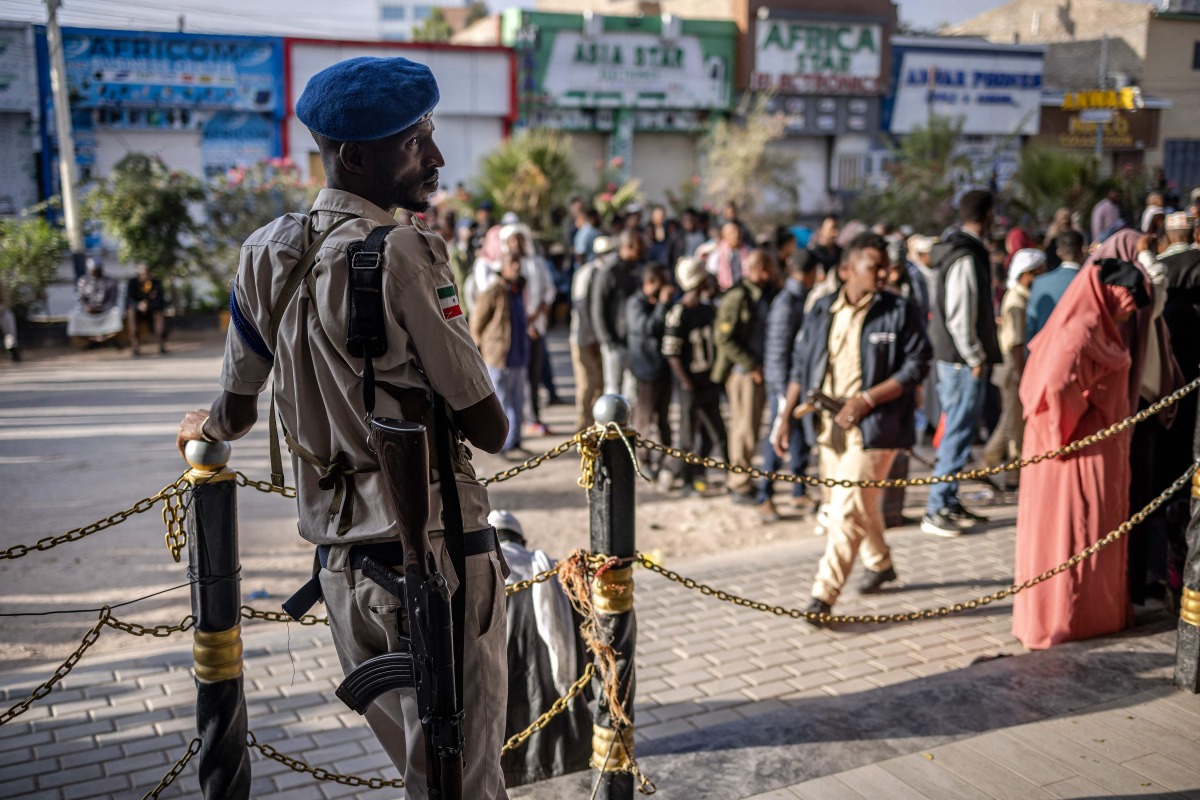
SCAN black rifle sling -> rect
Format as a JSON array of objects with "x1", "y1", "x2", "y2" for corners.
[
  {"x1": 432, "y1": 392, "x2": 468, "y2": 711},
  {"x1": 346, "y1": 225, "x2": 396, "y2": 417}
]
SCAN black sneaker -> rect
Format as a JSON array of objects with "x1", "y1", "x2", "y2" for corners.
[
  {"x1": 946, "y1": 503, "x2": 987, "y2": 527},
  {"x1": 920, "y1": 509, "x2": 963, "y2": 537},
  {"x1": 860, "y1": 565, "x2": 898, "y2": 594},
  {"x1": 805, "y1": 597, "x2": 833, "y2": 628}
]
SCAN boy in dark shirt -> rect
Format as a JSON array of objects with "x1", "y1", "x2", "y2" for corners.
[{"x1": 662, "y1": 257, "x2": 727, "y2": 494}]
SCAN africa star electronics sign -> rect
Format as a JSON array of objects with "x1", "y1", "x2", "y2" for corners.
[{"x1": 751, "y1": 19, "x2": 883, "y2": 96}]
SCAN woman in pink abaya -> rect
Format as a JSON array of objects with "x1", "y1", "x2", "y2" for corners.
[{"x1": 1012, "y1": 258, "x2": 1150, "y2": 650}]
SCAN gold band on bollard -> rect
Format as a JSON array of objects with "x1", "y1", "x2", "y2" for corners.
[
  {"x1": 593, "y1": 566, "x2": 634, "y2": 615},
  {"x1": 185, "y1": 467, "x2": 236, "y2": 485},
  {"x1": 193, "y1": 625, "x2": 244, "y2": 683},
  {"x1": 1182, "y1": 587, "x2": 1200, "y2": 629},
  {"x1": 1193, "y1": 471, "x2": 1200, "y2": 499},
  {"x1": 590, "y1": 723, "x2": 634, "y2": 771}
]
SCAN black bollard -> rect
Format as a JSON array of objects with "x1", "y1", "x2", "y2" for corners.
[
  {"x1": 1175, "y1": 414, "x2": 1200, "y2": 693},
  {"x1": 183, "y1": 439, "x2": 251, "y2": 798},
  {"x1": 588, "y1": 395, "x2": 637, "y2": 800}
]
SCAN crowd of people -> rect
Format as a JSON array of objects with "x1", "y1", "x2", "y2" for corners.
[{"x1": 403, "y1": 181, "x2": 1200, "y2": 650}]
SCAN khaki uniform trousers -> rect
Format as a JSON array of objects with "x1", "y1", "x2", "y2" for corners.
[
  {"x1": 320, "y1": 536, "x2": 509, "y2": 800},
  {"x1": 570, "y1": 341, "x2": 604, "y2": 431},
  {"x1": 725, "y1": 370, "x2": 766, "y2": 495},
  {"x1": 812, "y1": 425, "x2": 898, "y2": 605}
]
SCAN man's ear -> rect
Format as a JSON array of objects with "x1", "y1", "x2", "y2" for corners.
[{"x1": 338, "y1": 141, "x2": 366, "y2": 175}]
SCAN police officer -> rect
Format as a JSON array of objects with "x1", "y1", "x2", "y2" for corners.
[{"x1": 177, "y1": 56, "x2": 510, "y2": 799}]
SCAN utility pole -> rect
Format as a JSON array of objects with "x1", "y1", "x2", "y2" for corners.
[
  {"x1": 45, "y1": 0, "x2": 86, "y2": 278},
  {"x1": 1095, "y1": 34, "x2": 1108, "y2": 169}
]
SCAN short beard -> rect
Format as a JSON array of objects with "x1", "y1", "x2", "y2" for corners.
[{"x1": 396, "y1": 190, "x2": 431, "y2": 215}]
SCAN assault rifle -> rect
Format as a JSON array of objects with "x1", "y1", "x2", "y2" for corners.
[{"x1": 335, "y1": 418, "x2": 463, "y2": 800}]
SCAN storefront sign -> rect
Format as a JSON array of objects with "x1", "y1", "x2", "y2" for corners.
[
  {"x1": 1061, "y1": 88, "x2": 1142, "y2": 111},
  {"x1": 201, "y1": 111, "x2": 278, "y2": 178},
  {"x1": 884, "y1": 46, "x2": 1043, "y2": 135},
  {"x1": 751, "y1": 19, "x2": 883, "y2": 95},
  {"x1": 539, "y1": 31, "x2": 730, "y2": 109},
  {"x1": 1039, "y1": 106, "x2": 1159, "y2": 151},
  {"x1": 56, "y1": 28, "x2": 283, "y2": 118}
]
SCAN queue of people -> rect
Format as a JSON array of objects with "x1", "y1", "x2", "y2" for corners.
[{"x1": 427, "y1": 182, "x2": 1200, "y2": 651}]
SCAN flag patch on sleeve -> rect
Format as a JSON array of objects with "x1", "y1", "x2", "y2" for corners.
[{"x1": 436, "y1": 284, "x2": 463, "y2": 320}]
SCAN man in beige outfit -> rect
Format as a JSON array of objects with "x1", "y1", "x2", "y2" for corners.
[{"x1": 774, "y1": 232, "x2": 931, "y2": 622}]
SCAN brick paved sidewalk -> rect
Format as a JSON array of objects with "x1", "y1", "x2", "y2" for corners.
[{"x1": 2, "y1": 505, "x2": 1196, "y2": 799}]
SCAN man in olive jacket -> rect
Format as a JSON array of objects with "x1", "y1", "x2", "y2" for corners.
[{"x1": 712, "y1": 249, "x2": 778, "y2": 502}]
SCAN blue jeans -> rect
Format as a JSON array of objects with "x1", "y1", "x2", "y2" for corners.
[
  {"x1": 927, "y1": 361, "x2": 988, "y2": 514},
  {"x1": 757, "y1": 391, "x2": 809, "y2": 503},
  {"x1": 488, "y1": 365, "x2": 525, "y2": 451}
]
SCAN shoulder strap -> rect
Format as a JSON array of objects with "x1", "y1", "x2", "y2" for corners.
[
  {"x1": 432, "y1": 392, "x2": 467, "y2": 710},
  {"x1": 347, "y1": 225, "x2": 397, "y2": 418}
]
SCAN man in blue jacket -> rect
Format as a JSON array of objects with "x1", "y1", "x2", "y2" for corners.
[{"x1": 773, "y1": 232, "x2": 931, "y2": 621}]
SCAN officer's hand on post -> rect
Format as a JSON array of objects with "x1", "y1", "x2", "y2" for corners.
[{"x1": 177, "y1": 409, "x2": 211, "y2": 456}]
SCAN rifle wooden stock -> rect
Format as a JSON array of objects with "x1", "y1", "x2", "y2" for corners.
[{"x1": 369, "y1": 418, "x2": 434, "y2": 579}]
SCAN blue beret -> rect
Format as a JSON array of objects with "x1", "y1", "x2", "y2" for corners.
[{"x1": 295, "y1": 56, "x2": 440, "y2": 142}]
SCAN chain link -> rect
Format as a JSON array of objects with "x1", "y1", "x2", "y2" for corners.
[
  {"x1": 502, "y1": 662, "x2": 595, "y2": 754},
  {"x1": 0, "y1": 608, "x2": 110, "y2": 726},
  {"x1": 638, "y1": 461, "x2": 1198, "y2": 625},
  {"x1": 235, "y1": 471, "x2": 298, "y2": 498},
  {"x1": 638, "y1": 374, "x2": 1200, "y2": 490},
  {"x1": 107, "y1": 614, "x2": 196, "y2": 638},
  {"x1": 480, "y1": 435, "x2": 584, "y2": 487},
  {"x1": 161, "y1": 480, "x2": 190, "y2": 563},
  {"x1": 0, "y1": 476, "x2": 189, "y2": 561},
  {"x1": 249, "y1": 731, "x2": 406, "y2": 789},
  {"x1": 142, "y1": 737, "x2": 201, "y2": 799},
  {"x1": 241, "y1": 605, "x2": 328, "y2": 626}
]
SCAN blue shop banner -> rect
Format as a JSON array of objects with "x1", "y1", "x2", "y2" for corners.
[{"x1": 51, "y1": 27, "x2": 283, "y2": 117}]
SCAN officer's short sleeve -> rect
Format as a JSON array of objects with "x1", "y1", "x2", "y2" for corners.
[
  {"x1": 219, "y1": 244, "x2": 273, "y2": 396},
  {"x1": 397, "y1": 256, "x2": 495, "y2": 411}
]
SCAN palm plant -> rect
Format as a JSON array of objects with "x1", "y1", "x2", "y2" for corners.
[{"x1": 475, "y1": 129, "x2": 578, "y2": 235}]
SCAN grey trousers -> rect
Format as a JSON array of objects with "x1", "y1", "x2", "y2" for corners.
[{"x1": 320, "y1": 536, "x2": 510, "y2": 800}]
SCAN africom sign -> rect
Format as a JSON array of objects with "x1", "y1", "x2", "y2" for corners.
[{"x1": 751, "y1": 19, "x2": 883, "y2": 95}]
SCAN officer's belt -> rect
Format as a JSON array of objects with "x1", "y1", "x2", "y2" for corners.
[
  {"x1": 283, "y1": 430, "x2": 378, "y2": 537},
  {"x1": 282, "y1": 527, "x2": 501, "y2": 620}
]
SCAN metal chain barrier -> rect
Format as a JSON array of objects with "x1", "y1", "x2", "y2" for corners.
[
  {"x1": 635, "y1": 461, "x2": 1198, "y2": 626},
  {"x1": 142, "y1": 737, "x2": 201, "y2": 800},
  {"x1": 0, "y1": 608, "x2": 195, "y2": 726},
  {"x1": 638, "y1": 373, "x2": 1200, "y2": 491},
  {"x1": 0, "y1": 475, "x2": 189, "y2": 561},
  {"x1": 501, "y1": 662, "x2": 595, "y2": 754},
  {"x1": 248, "y1": 730, "x2": 406, "y2": 790},
  {"x1": 235, "y1": 471, "x2": 297, "y2": 499}
]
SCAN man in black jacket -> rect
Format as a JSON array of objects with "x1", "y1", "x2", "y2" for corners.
[
  {"x1": 626, "y1": 264, "x2": 674, "y2": 473},
  {"x1": 757, "y1": 249, "x2": 817, "y2": 521},
  {"x1": 774, "y1": 232, "x2": 931, "y2": 621},
  {"x1": 922, "y1": 190, "x2": 1002, "y2": 537},
  {"x1": 591, "y1": 229, "x2": 646, "y2": 397}
]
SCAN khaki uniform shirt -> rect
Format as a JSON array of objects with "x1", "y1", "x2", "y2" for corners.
[
  {"x1": 819, "y1": 288, "x2": 875, "y2": 449},
  {"x1": 220, "y1": 189, "x2": 494, "y2": 546}
]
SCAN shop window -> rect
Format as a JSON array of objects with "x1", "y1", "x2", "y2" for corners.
[
  {"x1": 414, "y1": 4, "x2": 432, "y2": 20},
  {"x1": 381, "y1": 5, "x2": 406, "y2": 20}
]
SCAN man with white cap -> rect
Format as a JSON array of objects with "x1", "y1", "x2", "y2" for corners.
[
  {"x1": 982, "y1": 248, "x2": 1046, "y2": 478},
  {"x1": 663, "y1": 256, "x2": 726, "y2": 494},
  {"x1": 488, "y1": 509, "x2": 591, "y2": 785},
  {"x1": 177, "y1": 55, "x2": 511, "y2": 798}
]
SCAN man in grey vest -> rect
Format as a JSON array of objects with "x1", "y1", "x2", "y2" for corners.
[{"x1": 922, "y1": 190, "x2": 1003, "y2": 537}]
